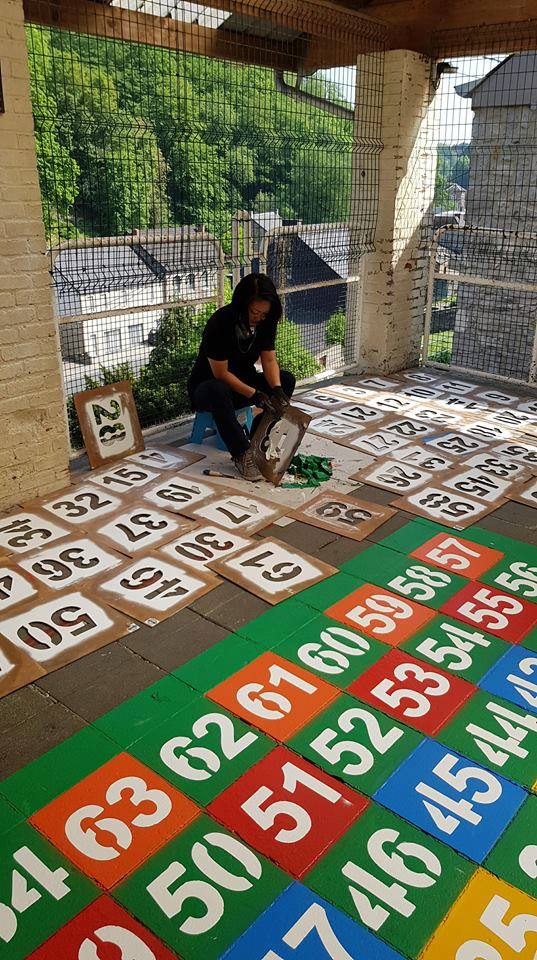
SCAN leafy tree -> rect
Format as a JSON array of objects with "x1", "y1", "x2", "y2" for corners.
[
  {"x1": 326, "y1": 309, "x2": 346, "y2": 346},
  {"x1": 276, "y1": 320, "x2": 321, "y2": 380}
]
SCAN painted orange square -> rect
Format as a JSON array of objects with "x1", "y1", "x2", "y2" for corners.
[
  {"x1": 30, "y1": 752, "x2": 199, "y2": 888},
  {"x1": 422, "y1": 869, "x2": 536, "y2": 959},
  {"x1": 410, "y1": 532, "x2": 504, "y2": 579},
  {"x1": 207, "y1": 652, "x2": 338, "y2": 740},
  {"x1": 326, "y1": 583, "x2": 435, "y2": 645}
]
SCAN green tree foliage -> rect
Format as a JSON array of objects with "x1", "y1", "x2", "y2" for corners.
[
  {"x1": 276, "y1": 320, "x2": 321, "y2": 380},
  {"x1": 26, "y1": 24, "x2": 354, "y2": 243},
  {"x1": 326, "y1": 309, "x2": 346, "y2": 347},
  {"x1": 435, "y1": 144, "x2": 470, "y2": 210}
]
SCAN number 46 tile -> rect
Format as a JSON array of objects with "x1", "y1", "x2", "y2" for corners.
[{"x1": 305, "y1": 803, "x2": 474, "y2": 959}]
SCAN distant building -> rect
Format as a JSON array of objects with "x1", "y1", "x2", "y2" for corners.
[
  {"x1": 451, "y1": 54, "x2": 537, "y2": 379},
  {"x1": 53, "y1": 228, "x2": 220, "y2": 364}
]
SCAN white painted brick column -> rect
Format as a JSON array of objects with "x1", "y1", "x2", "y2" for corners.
[
  {"x1": 357, "y1": 49, "x2": 436, "y2": 374},
  {"x1": 0, "y1": 0, "x2": 70, "y2": 509}
]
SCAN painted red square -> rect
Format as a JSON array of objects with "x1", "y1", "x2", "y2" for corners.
[
  {"x1": 410, "y1": 533, "x2": 503, "y2": 579},
  {"x1": 441, "y1": 581, "x2": 537, "y2": 643},
  {"x1": 208, "y1": 745, "x2": 367, "y2": 877},
  {"x1": 325, "y1": 582, "x2": 435, "y2": 645},
  {"x1": 30, "y1": 752, "x2": 199, "y2": 888},
  {"x1": 347, "y1": 649, "x2": 474, "y2": 734},
  {"x1": 28, "y1": 896, "x2": 177, "y2": 959},
  {"x1": 207, "y1": 652, "x2": 338, "y2": 739}
]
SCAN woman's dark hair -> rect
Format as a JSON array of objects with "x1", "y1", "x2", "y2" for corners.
[{"x1": 231, "y1": 273, "x2": 282, "y2": 324}]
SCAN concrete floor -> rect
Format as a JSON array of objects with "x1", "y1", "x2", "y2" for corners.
[{"x1": 2, "y1": 370, "x2": 537, "y2": 779}]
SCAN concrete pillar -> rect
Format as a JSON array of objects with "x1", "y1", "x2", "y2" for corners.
[
  {"x1": 357, "y1": 49, "x2": 436, "y2": 374},
  {"x1": 0, "y1": 0, "x2": 70, "y2": 510}
]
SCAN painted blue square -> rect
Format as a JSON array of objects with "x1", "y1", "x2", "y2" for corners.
[
  {"x1": 221, "y1": 882, "x2": 405, "y2": 960},
  {"x1": 479, "y1": 646, "x2": 537, "y2": 714},
  {"x1": 374, "y1": 738, "x2": 525, "y2": 862}
]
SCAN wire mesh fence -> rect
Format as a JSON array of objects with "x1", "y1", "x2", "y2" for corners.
[
  {"x1": 423, "y1": 32, "x2": 537, "y2": 383},
  {"x1": 24, "y1": 0, "x2": 385, "y2": 447}
]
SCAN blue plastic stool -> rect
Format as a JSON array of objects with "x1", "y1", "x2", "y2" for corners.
[{"x1": 190, "y1": 407, "x2": 254, "y2": 451}]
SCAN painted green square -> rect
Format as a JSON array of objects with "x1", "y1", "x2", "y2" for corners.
[
  {"x1": 401, "y1": 615, "x2": 509, "y2": 684},
  {"x1": 341, "y1": 544, "x2": 467, "y2": 609},
  {"x1": 377, "y1": 519, "x2": 435, "y2": 555},
  {"x1": 0, "y1": 796, "x2": 22, "y2": 834},
  {"x1": 114, "y1": 813, "x2": 289, "y2": 960},
  {"x1": 0, "y1": 726, "x2": 118, "y2": 818},
  {"x1": 238, "y1": 599, "x2": 318, "y2": 649},
  {"x1": 93, "y1": 675, "x2": 197, "y2": 747},
  {"x1": 460, "y1": 526, "x2": 537, "y2": 566},
  {"x1": 295, "y1": 573, "x2": 361, "y2": 612},
  {"x1": 480, "y1": 555, "x2": 537, "y2": 601},
  {"x1": 438, "y1": 690, "x2": 537, "y2": 789},
  {"x1": 486, "y1": 795, "x2": 537, "y2": 898},
  {"x1": 522, "y1": 626, "x2": 537, "y2": 653},
  {"x1": 273, "y1": 614, "x2": 386, "y2": 689},
  {"x1": 173, "y1": 633, "x2": 258, "y2": 692},
  {"x1": 0, "y1": 821, "x2": 97, "y2": 960},
  {"x1": 288, "y1": 692, "x2": 422, "y2": 796},
  {"x1": 129, "y1": 697, "x2": 274, "y2": 805},
  {"x1": 305, "y1": 803, "x2": 474, "y2": 959}
]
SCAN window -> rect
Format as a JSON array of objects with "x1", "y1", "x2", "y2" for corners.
[
  {"x1": 104, "y1": 328, "x2": 122, "y2": 353},
  {"x1": 128, "y1": 323, "x2": 144, "y2": 345}
]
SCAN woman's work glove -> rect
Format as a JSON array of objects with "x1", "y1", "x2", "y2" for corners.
[
  {"x1": 251, "y1": 389, "x2": 276, "y2": 413},
  {"x1": 270, "y1": 385, "x2": 291, "y2": 417}
]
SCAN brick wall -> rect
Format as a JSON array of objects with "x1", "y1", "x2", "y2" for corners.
[
  {"x1": 0, "y1": 0, "x2": 70, "y2": 510},
  {"x1": 357, "y1": 50, "x2": 435, "y2": 374}
]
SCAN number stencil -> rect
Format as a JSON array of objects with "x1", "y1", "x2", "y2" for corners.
[
  {"x1": 93, "y1": 552, "x2": 219, "y2": 625},
  {"x1": 348, "y1": 649, "x2": 474, "y2": 735},
  {"x1": 421, "y1": 868, "x2": 537, "y2": 960},
  {"x1": 441, "y1": 582, "x2": 537, "y2": 644},
  {"x1": 0, "y1": 821, "x2": 97, "y2": 960},
  {"x1": 128, "y1": 445, "x2": 204, "y2": 471},
  {"x1": 442, "y1": 468, "x2": 512, "y2": 503},
  {"x1": 511, "y1": 478, "x2": 537, "y2": 507},
  {"x1": 114, "y1": 813, "x2": 288, "y2": 960},
  {"x1": 142, "y1": 475, "x2": 222, "y2": 514},
  {"x1": 160, "y1": 523, "x2": 252, "y2": 570},
  {"x1": 341, "y1": 544, "x2": 466, "y2": 609},
  {"x1": 401, "y1": 615, "x2": 510, "y2": 684},
  {"x1": 272, "y1": 613, "x2": 386, "y2": 688},
  {"x1": 27, "y1": 894, "x2": 179, "y2": 960},
  {"x1": 223, "y1": 881, "x2": 406, "y2": 960},
  {"x1": 30, "y1": 752, "x2": 199, "y2": 888},
  {"x1": 74, "y1": 381, "x2": 144, "y2": 468},
  {"x1": 485, "y1": 796, "x2": 537, "y2": 899},
  {"x1": 0, "y1": 636, "x2": 44, "y2": 700},
  {"x1": 0, "y1": 590, "x2": 134, "y2": 669},
  {"x1": 374, "y1": 739, "x2": 524, "y2": 861},
  {"x1": 291, "y1": 492, "x2": 396, "y2": 542},
  {"x1": 211, "y1": 538, "x2": 338, "y2": 604},
  {"x1": 480, "y1": 647, "x2": 537, "y2": 713},
  {"x1": 349, "y1": 459, "x2": 435, "y2": 495},
  {"x1": 325, "y1": 583, "x2": 435, "y2": 645},
  {"x1": 0, "y1": 560, "x2": 49, "y2": 613},
  {"x1": 391, "y1": 485, "x2": 497, "y2": 529},
  {"x1": 90, "y1": 464, "x2": 160, "y2": 493},
  {"x1": 207, "y1": 652, "x2": 338, "y2": 740},
  {"x1": 18, "y1": 536, "x2": 123, "y2": 591},
  {"x1": 89, "y1": 506, "x2": 188, "y2": 557},
  {"x1": 26, "y1": 484, "x2": 122, "y2": 526},
  {"x1": 130, "y1": 698, "x2": 274, "y2": 806},
  {"x1": 0, "y1": 511, "x2": 71, "y2": 557},
  {"x1": 181, "y1": 493, "x2": 286, "y2": 533},
  {"x1": 305, "y1": 802, "x2": 474, "y2": 959},
  {"x1": 289, "y1": 692, "x2": 422, "y2": 796},
  {"x1": 439, "y1": 689, "x2": 537, "y2": 788},
  {"x1": 410, "y1": 532, "x2": 504, "y2": 579},
  {"x1": 208, "y1": 745, "x2": 366, "y2": 877}
]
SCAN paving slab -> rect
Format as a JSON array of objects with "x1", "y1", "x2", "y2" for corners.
[
  {"x1": 316, "y1": 536, "x2": 372, "y2": 567},
  {"x1": 0, "y1": 686, "x2": 86, "y2": 778},
  {"x1": 259, "y1": 519, "x2": 338, "y2": 552},
  {"x1": 189, "y1": 579, "x2": 271, "y2": 630},
  {"x1": 122, "y1": 606, "x2": 230, "y2": 670},
  {"x1": 35, "y1": 641, "x2": 166, "y2": 722}
]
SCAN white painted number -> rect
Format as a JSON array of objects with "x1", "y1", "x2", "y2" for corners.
[
  {"x1": 236, "y1": 664, "x2": 317, "y2": 721},
  {"x1": 344, "y1": 594, "x2": 414, "y2": 635},
  {"x1": 160, "y1": 713, "x2": 258, "y2": 782},
  {"x1": 297, "y1": 626, "x2": 371, "y2": 675},
  {"x1": 416, "y1": 754, "x2": 502, "y2": 836},
  {"x1": 458, "y1": 588, "x2": 523, "y2": 631},
  {"x1": 0, "y1": 847, "x2": 70, "y2": 944},
  {"x1": 311, "y1": 706, "x2": 403, "y2": 777},
  {"x1": 372, "y1": 663, "x2": 450, "y2": 717}
]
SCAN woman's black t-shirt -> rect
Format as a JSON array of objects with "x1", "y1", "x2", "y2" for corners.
[{"x1": 188, "y1": 305, "x2": 277, "y2": 394}]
